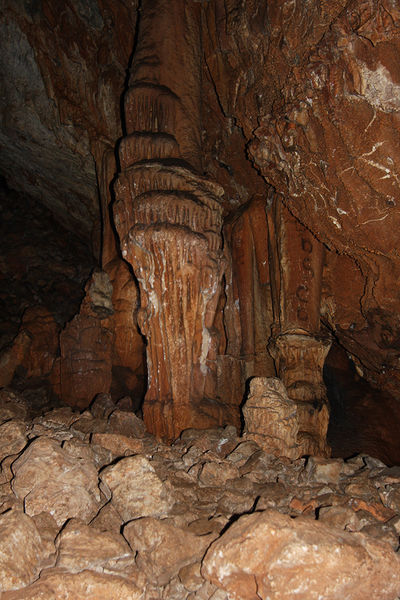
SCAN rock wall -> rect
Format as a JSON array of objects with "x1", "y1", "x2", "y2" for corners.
[{"x1": 201, "y1": 0, "x2": 400, "y2": 395}]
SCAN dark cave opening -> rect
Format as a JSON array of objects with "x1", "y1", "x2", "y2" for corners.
[{"x1": 324, "y1": 342, "x2": 400, "y2": 467}]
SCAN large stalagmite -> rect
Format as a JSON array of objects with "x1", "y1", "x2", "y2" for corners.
[{"x1": 114, "y1": 0, "x2": 226, "y2": 441}]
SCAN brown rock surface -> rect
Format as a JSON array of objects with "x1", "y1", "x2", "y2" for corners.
[
  {"x1": 1, "y1": 569, "x2": 142, "y2": 600},
  {"x1": 202, "y1": 509, "x2": 400, "y2": 600},
  {"x1": 243, "y1": 377, "x2": 299, "y2": 459},
  {"x1": 100, "y1": 455, "x2": 173, "y2": 522},
  {"x1": 19, "y1": 307, "x2": 59, "y2": 379},
  {"x1": 114, "y1": 0, "x2": 231, "y2": 441},
  {"x1": 55, "y1": 519, "x2": 133, "y2": 574},
  {"x1": 91, "y1": 432, "x2": 146, "y2": 458},
  {"x1": 0, "y1": 0, "x2": 138, "y2": 239},
  {"x1": 3, "y1": 0, "x2": 400, "y2": 461},
  {"x1": 59, "y1": 270, "x2": 114, "y2": 409},
  {"x1": 123, "y1": 517, "x2": 214, "y2": 586},
  {"x1": 0, "y1": 420, "x2": 27, "y2": 461},
  {"x1": 11, "y1": 436, "x2": 100, "y2": 526},
  {"x1": 1, "y1": 3, "x2": 400, "y2": 596},
  {"x1": 0, "y1": 394, "x2": 397, "y2": 598},
  {"x1": 0, "y1": 510, "x2": 45, "y2": 592},
  {"x1": 241, "y1": 0, "x2": 400, "y2": 394}
]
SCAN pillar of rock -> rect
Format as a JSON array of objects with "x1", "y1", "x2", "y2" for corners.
[
  {"x1": 267, "y1": 198, "x2": 331, "y2": 456},
  {"x1": 114, "y1": 0, "x2": 225, "y2": 441}
]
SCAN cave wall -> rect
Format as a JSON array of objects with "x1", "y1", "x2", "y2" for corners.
[
  {"x1": 201, "y1": 0, "x2": 400, "y2": 396},
  {"x1": 0, "y1": 0, "x2": 146, "y2": 407}
]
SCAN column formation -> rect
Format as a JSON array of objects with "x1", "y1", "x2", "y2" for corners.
[
  {"x1": 267, "y1": 199, "x2": 331, "y2": 456},
  {"x1": 114, "y1": 0, "x2": 225, "y2": 441}
]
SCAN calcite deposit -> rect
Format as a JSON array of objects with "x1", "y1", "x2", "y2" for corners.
[
  {"x1": 114, "y1": 0, "x2": 228, "y2": 441},
  {"x1": 0, "y1": 388, "x2": 398, "y2": 599}
]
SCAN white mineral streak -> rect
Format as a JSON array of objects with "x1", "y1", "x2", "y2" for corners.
[{"x1": 358, "y1": 62, "x2": 400, "y2": 112}]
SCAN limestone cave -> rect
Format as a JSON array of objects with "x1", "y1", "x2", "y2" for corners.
[{"x1": 0, "y1": 1, "x2": 399, "y2": 598}]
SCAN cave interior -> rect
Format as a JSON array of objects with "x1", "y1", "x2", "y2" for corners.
[{"x1": 0, "y1": 1, "x2": 400, "y2": 598}]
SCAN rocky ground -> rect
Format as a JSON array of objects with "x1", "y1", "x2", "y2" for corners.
[{"x1": 0, "y1": 387, "x2": 399, "y2": 599}]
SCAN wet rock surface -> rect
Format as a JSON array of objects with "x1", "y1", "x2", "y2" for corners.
[{"x1": 0, "y1": 387, "x2": 398, "y2": 599}]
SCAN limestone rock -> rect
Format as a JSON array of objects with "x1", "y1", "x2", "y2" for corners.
[
  {"x1": 198, "y1": 461, "x2": 239, "y2": 487},
  {"x1": 11, "y1": 436, "x2": 100, "y2": 526},
  {"x1": 0, "y1": 389, "x2": 28, "y2": 423},
  {"x1": 178, "y1": 562, "x2": 204, "y2": 592},
  {"x1": 56, "y1": 519, "x2": 133, "y2": 574},
  {"x1": 20, "y1": 306, "x2": 59, "y2": 378},
  {"x1": 305, "y1": 456, "x2": 344, "y2": 485},
  {"x1": 318, "y1": 505, "x2": 363, "y2": 532},
  {"x1": 89, "y1": 501, "x2": 124, "y2": 534},
  {"x1": 1, "y1": 568, "x2": 142, "y2": 600},
  {"x1": 114, "y1": 0, "x2": 228, "y2": 442},
  {"x1": 87, "y1": 270, "x2": 114, "y2": 318},
  {"x1": 245, "y1": 0, "x2": 400, "y2": 396},
  {"x1": 108, "y1": 409, "x2": 147, "y2": 438},
  {"x1": 100, "y1": 455, "x2": 173, "y2": 522},
  {"x1": 91, "y1": 432, "x2": 146, "y2": 458},
  {"x1": 202, "y1": 509, "x2": 400, "y2": 600},
  {"x1": 105, "y1": 258, "x2": 146, "y2": 402},
  {"x1": 269, "y1": 333, "x2": 331, "y2": 457},
  {"x1": 89, "y1": 393, "x2": 116, "y2": 419},
  {"x1": 0, "y1": 510, "x2": 45, "y2": 592},
  {"x1": 242, "y1": 377, "x2": 299, "y2": 459},
  {"x1": 0, "y1": 420, "x2": 27, "y2": 462},
  {"x1": 59, "y1": 270, "x2": 114, "y2": 409},
  {"x1": 0, "y1": 331, "x2": 31, "y2": 388},
  {"x1": 123, "y1": 517, "x2": 213, "y2": 586},
  {"x1": 31, "y1": 511, "x2": 58, "y2": 566}
]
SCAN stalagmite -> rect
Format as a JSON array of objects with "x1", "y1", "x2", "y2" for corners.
[
  {"x1": 114, "y1": 0, "x2": 226, "y2": 441},
  {"x1": 267, "y1": 198, "x2": 331, "y2": 456}
]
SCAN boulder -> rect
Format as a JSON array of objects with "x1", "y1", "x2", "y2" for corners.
[
  {"x1": 11, "y1": 436, "x2": 100, "y2": 526},
  {"x1": 202, "y1": 508, "x2": 400, "y2": 600}
]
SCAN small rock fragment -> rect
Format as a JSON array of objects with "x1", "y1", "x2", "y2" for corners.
[
  {"x1": 124, "y1": 517, "x2": 213, "y2": 586},
  {"x1": 100, "y1": 455, "x2": 173, "y2": 521}
]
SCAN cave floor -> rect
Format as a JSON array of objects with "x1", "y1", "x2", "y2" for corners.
[{"x1": 0, "y1": 387, "x2": 399, "y2": 599}]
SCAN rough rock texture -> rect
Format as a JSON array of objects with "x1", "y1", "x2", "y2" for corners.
[
  {"x1": 59, "y1": 270, "x2": 114, "y2": 408},
  {"x1": 0, "y1": 0, "x2": 138, "y2": 240},
  {"x1": 11, "y1": 436, "x2": 101, "y2": 526},
  {"x1": 0, "y1": 510, "x2": 45, "y2": 592},
  {"x1": 242, "y1": 377, "x2": 299, "y2": 459},
  {"x1": 0, "y1": 0, "x2": 145, "y2": 413},
  {"x1": 124, "y1": 517, "x2": 214, "y2": 586},
  {"x1": 2, "y1": 0, "x2": 400, "y2": 471},
  {"x1": 100, "y1": 455, "x2": 173, "y2": 522},
  {"x1": 269, "y1": 333, "x2": 331, "y2": 456},
  {"x1": 55, "y1": 519, "x2": 133, "y2": 574},
  {"x1": 2, "y1": 569, "x2": 143, "y2": 600},
  {"x1": 207, "y1": 0, "x2": 400, "y2": 397},
  {"x1": 0, "y1": 390, "x2": 397, "y2": 599},
  {"x1": 202, "y1": 509, "x2": 400, "y2": 600},
  {"x1": 0, "y1": 181, "x2": 94, "y2": 380},
  {"x1": 114, "y1": 0, "x2": 230, "y2": 441}
]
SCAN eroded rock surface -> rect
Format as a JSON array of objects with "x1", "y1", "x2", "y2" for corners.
[
  {"x1": 0, "y1": 389, "x2": 397, "y2": 599},
  {"x1": 202, "y1": 509, "x2": 400, "y2": 600},
  {"x1": 242, "y1": 377, "x2": 299, "y2": 459}
]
